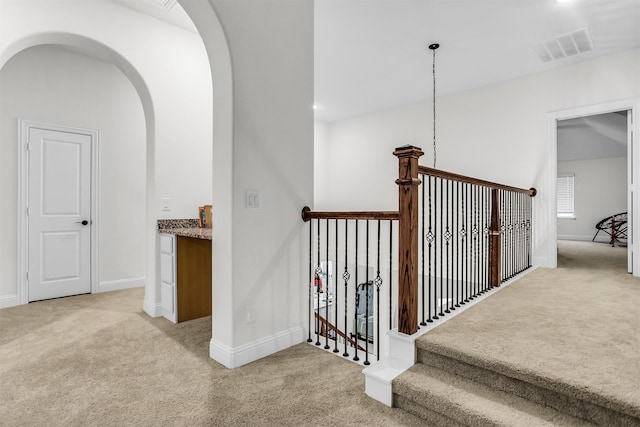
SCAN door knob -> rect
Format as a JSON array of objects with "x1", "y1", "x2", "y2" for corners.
[{"x1": 76, "y1": 220, "x2": 89, "y2": 226}]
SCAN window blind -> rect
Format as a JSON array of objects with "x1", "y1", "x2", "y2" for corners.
[{"x1": 557, "y1": 174, "x2": 574, "y2": 216}]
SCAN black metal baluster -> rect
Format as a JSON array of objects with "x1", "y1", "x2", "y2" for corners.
[
  {"x1": 527, "y1": 195, "x2": 532, "y2": 268},
  {"x1": 509, "y1": 191, "x2": 514, "y2": 278},
  {"x1": 308, "y1": 220, "x2": 313, "y2": 343},
  {"x1": 364, "y1": 220, "x2": 370, "y2": 366},
  {"x1": 427, "y1": 175, "x2": 434, "y2": 322},
  {"x1": 353, "y1": 220, "x2": 359, "y2": 362},
  {"x1": 461, "y1": 182, "x2": 467, "y2": 305},
  {"x1": 470, "y1": 185, "x2": 476, "y2": 299},
  {"x1": 343, "y1": 220, "x2": 350, "y2": 358},
  {"x1": 455, "y1": 181, "x2": 460, "y2": 308},
  {"x1": 483, "y1": 187, "x2": 489, "y2": 292},
  {"x1": 420, "y1": 173, "x2": 426, "y2": 326},
  {"x1": 501, "y1": 189, "x2": 506, "y2": 283},
  {"x1": 433, "y1": 176, "x2": 439, "y2": 320},
  {"x1": 316, "y1": 220, "x2": 321, "y2": 346},
  {"x1": 439, "y1": 177, "x2": 444, "y2": 317},
  {"x1": 464, "y1": 183, "x2": 469, "y2": 303},
  {"x1": 375, "y1": 220, "x2": 382, "y2": 361},
  {"x1": 325, "y1": 219, "x2": 330, "y2": 349},
  {"x1": 389, "y1": 221, "x2": 393, "y2": 330},
  {"x1": 334, "y1": 219, "x2": 339, "y2": 353},
  {"x1": 445, "y1": 179, "x2": 450, "y2": 314}
]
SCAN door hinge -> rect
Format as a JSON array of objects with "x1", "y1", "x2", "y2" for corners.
[
  {"x1": 26, "y1": 271, "x2": 29, "y2": 281},
  {"x1": 26, "y1": 207, "x2": 29, "y2": 216},
  {"x1": 25, "y1": 143, "x2": 30, "y2": 152}
]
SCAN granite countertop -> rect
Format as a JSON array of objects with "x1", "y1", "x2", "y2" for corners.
[{"x1": 157, "y1": 219, "x2": 212, "y2": 241}]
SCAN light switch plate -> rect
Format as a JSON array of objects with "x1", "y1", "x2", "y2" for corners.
[
  {"x1": 246, "y1": 191, "x2": 261, "y2": 209},
  {"x1": 161, "y1": 197, "x2": 171, "y2": 211}
]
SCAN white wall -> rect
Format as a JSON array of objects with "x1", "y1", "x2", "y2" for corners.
[
  {"x1": 0, "y1": 45, "x2": 146, "y2": 295},
  {"x1": 557, "y1": 157, "x2": 627, "y2": 241},
  {"x1": 0, "y1": 0, "x2": 213, "y2": 310},
  {"x1": 316, "y1": 49, "x2": 640, "y2": 267},
  {"x1": 208, "y1": 0, "x2": 314, "y2": 359}
]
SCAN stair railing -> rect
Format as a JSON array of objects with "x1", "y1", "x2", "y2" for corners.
[{"x1": 302, "y1": 145, "x2": 537, "y2": 352}]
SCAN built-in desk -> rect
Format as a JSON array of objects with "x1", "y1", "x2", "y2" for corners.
[{"x1": 158, "y1": 219, "x2": 212, "y2": 323}]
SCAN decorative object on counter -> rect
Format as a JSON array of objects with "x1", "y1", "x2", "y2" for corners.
[
  {"x1": 204, "y1": 205, "x2": 212, "y2": 229},
  {"x1": 198, "y1": 206, "x2": 205, "y2": 228},
  {"x1": 198, "y1": 205, "x2": 213, "y2": 228}
]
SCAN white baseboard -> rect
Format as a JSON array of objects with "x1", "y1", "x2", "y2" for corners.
[
  {"x1": 0, "y1": 294, "x2": 19, "y2": 309},
  {"x1": 210, "y1": 325, "x2": 305, "y2": 369},
  {"x1": 98, "y1": 277, "x2": 146, "y2": 293},
  {"x1": 558, "y1": 234, "x2": 594, "y2": 242},
  {"x1": 143, "y1": 298, "x2": 162, "y2": 318}
]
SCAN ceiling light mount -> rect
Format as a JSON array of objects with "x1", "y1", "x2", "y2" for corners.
[{"x1": 427, "y1": 42, "x2": 440, "y2": 168}]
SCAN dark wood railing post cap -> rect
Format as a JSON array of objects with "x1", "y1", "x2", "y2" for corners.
[
  {"x1": 301, "y1": 206, "x2": 311, "y2": 222},
  {"x1": 529, "y1": 188, "x2": 537, "y2": 197},
  {"x1": 393, "y1": 145, "x2": 424, "y2": 159}
]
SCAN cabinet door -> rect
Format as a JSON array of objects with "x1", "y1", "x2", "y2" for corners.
[{"x1": 159, "y1": 233, "x2": 177, "y2": 323}]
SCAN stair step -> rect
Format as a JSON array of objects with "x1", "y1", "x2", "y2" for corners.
[
  {"x1": 393, "y1": 363, "x2": 594, "y2": 427},
  {"x1": 417, "y1": 343, "x2": 640, "y2": 426}
]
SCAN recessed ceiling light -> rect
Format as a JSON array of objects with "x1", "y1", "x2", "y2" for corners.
[{"x1": 312, "y1": 104, "x2": 318, "y2": 110}]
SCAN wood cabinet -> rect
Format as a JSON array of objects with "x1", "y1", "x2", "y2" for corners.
[
  {"x1": 159, "y1": 233, "x2": 212, "y2": 323},
  {"x1": 176, "y1": 235, "x2": 212, "y2": 322}
]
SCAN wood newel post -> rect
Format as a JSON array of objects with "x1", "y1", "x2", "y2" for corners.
[
  {"x1": 490, "y1": 188, "x2": 501, "y2": 287},
  {"x1": 393, "y1": 145, "x2": 424, "y2": 335}
]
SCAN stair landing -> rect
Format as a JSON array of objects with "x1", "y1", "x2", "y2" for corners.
[{"x1": 393, "y1": 242, "x2": 640, "y2": 426}]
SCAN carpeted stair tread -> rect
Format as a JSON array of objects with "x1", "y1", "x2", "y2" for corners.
[
  {"x1": 416, "y1": 339, "x2": 640, "y2": 423},
  {"x1": 393, "y1": 363, "x2": 594, "y2": 427}
]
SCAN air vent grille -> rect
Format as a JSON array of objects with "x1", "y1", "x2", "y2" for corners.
[{"x1": 533, "y1": 27, "x2": 594, "y2": 63}]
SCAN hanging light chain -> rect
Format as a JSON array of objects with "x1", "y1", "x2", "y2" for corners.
[{"x1": 429, "y1": 43, "x2": 440, "y2": 169}]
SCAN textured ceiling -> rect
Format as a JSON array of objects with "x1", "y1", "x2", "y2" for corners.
[{"x1": 314, "y1": 0, "x2": 640, "y2": 122}]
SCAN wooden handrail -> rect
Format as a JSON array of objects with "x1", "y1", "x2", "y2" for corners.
[
  {"x1": 419, "y1": 166, "x2": 537, "y2": 197},
  {"x1": 301, "y1": 206, "x2": 399, "y2": 222},
  {"x1": 314, "y1": 312, "x2": 365, "y2": 351}
]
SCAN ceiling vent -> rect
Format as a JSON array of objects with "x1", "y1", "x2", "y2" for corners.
[
  {"x1": 533, "y1": 27, "x2": 594, "y2": 63},
  {"x1": 152, "y1": 0, "x2": 177, "y2": 10}
]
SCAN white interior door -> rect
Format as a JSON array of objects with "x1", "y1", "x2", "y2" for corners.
[
  {"x1": 28, "y1": 127, "x2": 92, "y2": 302},
  {"x1": 628, "y1": 109, "x2": 634, "y2": 274}
]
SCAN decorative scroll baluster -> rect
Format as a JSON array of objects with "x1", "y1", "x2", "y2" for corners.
[
  {"x1": 421, "y1": 174, "x2": 426, "y2": 326},
  {"x1": 427, "y1": 175, "x2": 434, "y2": 322},
  {"x1": 445, "y1": 179, "x2": 451, "y2": 314},
  {"x1": 343, "y1": 219, "x2": 349, "y2": 358},
  {"x1": 375, "y1": 220, "x2": 382, "y2": 361}
]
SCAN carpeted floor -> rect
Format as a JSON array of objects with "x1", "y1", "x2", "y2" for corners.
[
  {"x1": 0, "y1": 287, "x2": 428, "y2": 427},
  {"x1": 416, "y1": 240, "x2": 640, "y2": 417}
]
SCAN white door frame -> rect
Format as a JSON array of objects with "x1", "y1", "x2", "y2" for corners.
[
  {"x1": 17, "y1": 119, "x2": 100, "y2": 304},
  {"x1": 548, "y1": 98, "x2": 640, "y2": 275}
]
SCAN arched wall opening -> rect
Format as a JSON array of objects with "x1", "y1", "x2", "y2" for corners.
[
  {"x1": 0, "y1": 40, "x2": 152, "y2": 304},
  {"x1": 0, "y1": 0, "x2": 234, "y2": 364}
]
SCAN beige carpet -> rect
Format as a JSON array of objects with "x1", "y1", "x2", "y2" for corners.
[
  {"x1": 0, "y1": 288, "x2": 427, "y2": 427},
  {"x1": 415, "y1": 240, "x2": 640, "y2": 417}
]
